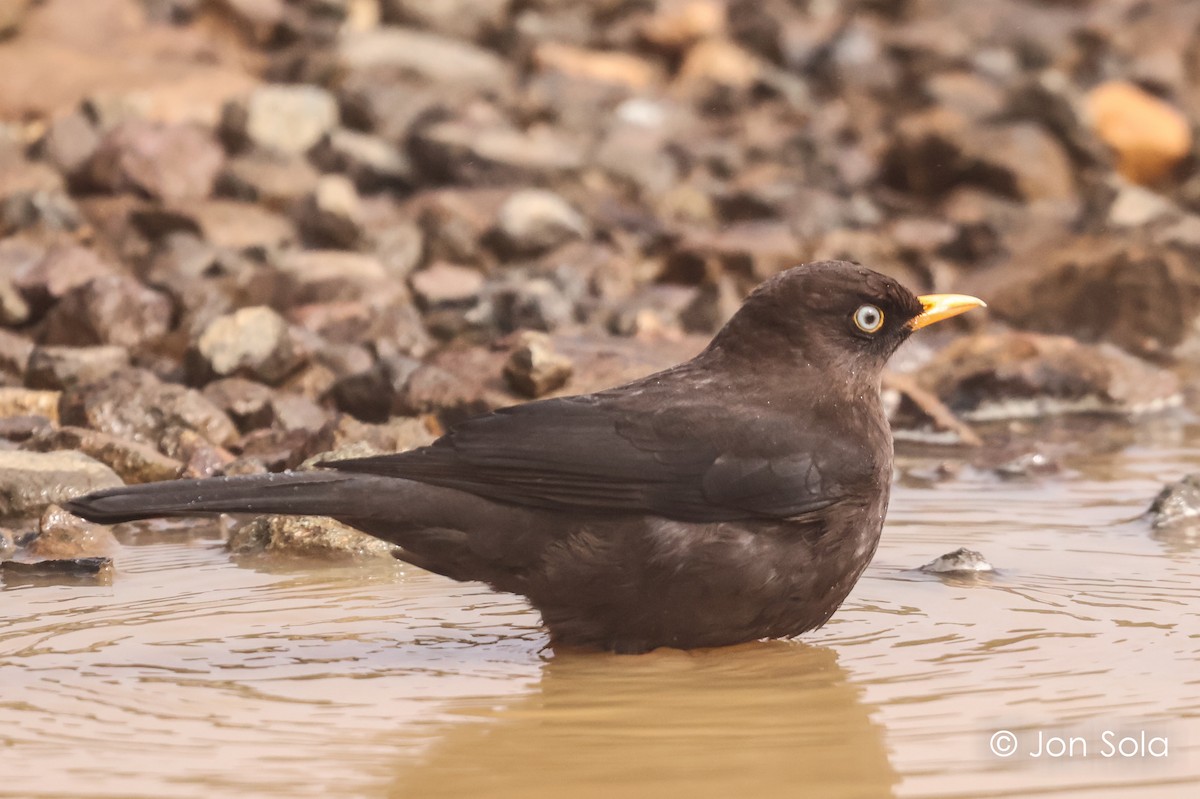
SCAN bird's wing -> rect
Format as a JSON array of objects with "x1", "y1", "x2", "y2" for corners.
[{"x1": 322, "y1": 391, "x2": 874, "y2": 523}]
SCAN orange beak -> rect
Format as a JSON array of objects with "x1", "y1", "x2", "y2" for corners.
[{"x1": 909, "y1": 294, "x2": 987, "y2": 331}]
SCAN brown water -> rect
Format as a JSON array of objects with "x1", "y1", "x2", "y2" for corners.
[{"x1": 4, "y1": 419, "x2": 1200, "y2": 798}]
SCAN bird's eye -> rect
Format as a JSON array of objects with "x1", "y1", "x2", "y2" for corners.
[{"x1": 853, "y1": 304, "x2": 884, "y2": 334}]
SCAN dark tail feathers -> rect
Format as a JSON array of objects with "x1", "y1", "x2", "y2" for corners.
[{"x1": 66, "y1": 471, "x2": 374, "y2": 524}]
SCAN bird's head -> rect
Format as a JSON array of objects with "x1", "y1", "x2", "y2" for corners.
[{"x1": 708, "y1": 260, "x2": 985, "y2": 380}]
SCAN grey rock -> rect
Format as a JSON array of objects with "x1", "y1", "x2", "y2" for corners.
[
  {"x1": 39, "y1": 111, "x2": 101, "y2": 178},
  {"x1": 0, "y1": 450, "x2": 123, "y2": 517},
  {"x1": 192, "y1": 306, "x2": 305, "y2": 385},
  {"x1": 1148, "y1": 474, "x2": 1200, "y2": 531},
  {"x1": 919, "y1": 548, "x2": 995, "y2": 575}
]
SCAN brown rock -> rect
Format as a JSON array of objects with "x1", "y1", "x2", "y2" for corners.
[
  {"x1": 39, "y1": 111, "x2": 101, "y2": 178},
  {"x1": 883, "y1": 372, "x2": 981, "y2": 447},
  {"x1": 412, "y1": 118, "x2": 585, "y2": 184},
  {"x1": 202, "y1": 377, "x2": 275, "y2": 431},
  {"x1": 11, "y1": 245, "x2": 116, "y2": 314},
  {"x1": 337, "y1": 26, "x2": 511, "y2": 92},
  {"x1": 271, "y1": 250, "x2": 390, "y2": 306},
  {"x1": 83, "y1": 120, "x2": 225, "y2": 202},
  {"x1": 143, "y1": 200, "x2": 295, "y2": 252},
  {"x1": 218, "y1": 150, "x2": 321, "y2": 209},
  {"x1": 192, "y1": 306, "x2": 305, "y2": 385},
  {"x1": 0, "y1": 387, "x2": 59, "y2": 425},
  {"x1": 1085, "y1": 81, "x2": 1192, "y2": 185},
  {"x1": 295, "y1": 174, "x2": 364, "y2": 249},
  {"x1": 0, "y1": 329, "x2": 33, "y2": 379},
  {"x1": 0, "y1": 450, "x2": 123, "y2": 517},
  {"x1": 228, "y1": 514, "x2": 397, "y2": 560},
  {"x1": 160, "y1": 426, "x2": 237, "y2": 479},
  {"x1": 60, "y1": 368, "x2": 239, "y2": 449},
  {"x1": 381, "y1": 0, "x2": 509, "y2": 43},
  {"x1": 24, "y1": 426, "x2": 183, "y2": 484},
  {"x1": 676, "y1": 38, "x2": 761, "y2": 92},
  {"x1": 640, "y1": 0, "x2": 725, "y2": 51},
  {"x1": 917, "y1": 331, "x2": 1182, "y2": 421},
  {"x1": 28, "y1": 504, "x2": 119, "y2": 559},
  {"x1": 40, "y1": 275, "x2": 173, "y2": 350},
  {"x1": 25, "y1": 345, "x2": 131, "y2": 390},
  {"x1": 411, "y1": 262, "x2": 485, "y2": 308},
  {"x1": 533, "y1": 42, "x2": 660, "y2": 90},
  {"x1": 884, "y1": 110, "x2": 1074, "y2": 201},
  {"x1": 503, "y1": 332, "x2": 574, "y2": 398},
  {"x1": 966, "y1": 236, "x2": 1200, "y2": 359},
  {"x1": 310, "y1": 128, "x2": 413, "y2": 192}
]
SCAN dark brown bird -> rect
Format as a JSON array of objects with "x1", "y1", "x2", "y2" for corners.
[{"x1": 67, "y1": 261, "x2": 983, "y2": 653}]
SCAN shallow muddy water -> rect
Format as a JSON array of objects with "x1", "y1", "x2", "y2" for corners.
[{"x1": 3, "y1": 419, "x2": 1200, "y2": 798}]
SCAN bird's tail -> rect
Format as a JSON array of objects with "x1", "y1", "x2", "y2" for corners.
[{"x1": 65, "y1": 471, "x2": 379, "y2": 524}]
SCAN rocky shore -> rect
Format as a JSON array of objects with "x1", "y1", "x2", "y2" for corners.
[{"x1": 3, "y1": 0, "x2": 1200, "y2": 565}]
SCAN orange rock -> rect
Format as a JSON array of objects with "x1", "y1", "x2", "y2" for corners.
[
  {"x1": 533, "y1": 42, "x2": 660, "y2": 91},
  {"x1": 640, "y1": 0, "x2": 725, "y2": 51},
  {"x1": 1085, "y1": 81, "x2": 1192, "y2": 185},
  {"x1": 676, "y1": 38, "x2": 760, "y2": 91}
]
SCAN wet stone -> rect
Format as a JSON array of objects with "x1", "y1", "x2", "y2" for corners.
[
  {"x1": 27, "y1": 504, "x2": 119, "y2": 559},
  {"x1": 919, "y1": 548, "x2": 995, "y2": 575},
  {"x1": 228, "y1": 514, "x2": 398, "y2": 560},
  {"x1": 0, "y1": 450, "x2": 123, "y2": 517},
  {"x1": 1147, "y1": 474, "x2": 1200, "y2": 531}
]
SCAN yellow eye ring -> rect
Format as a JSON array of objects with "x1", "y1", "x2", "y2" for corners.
[{"x1": 853, "y1": 304, "x2": 884, "y2": 333}]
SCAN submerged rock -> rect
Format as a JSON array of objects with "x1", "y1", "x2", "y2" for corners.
[
  {"x1": 228, "y1": 515, "x2": 398, "y2": 560},
  {"x1": 919, "y1": 548, "x2": 995, "y2": 575},
  {"x1": 27, "y1": 504, "x2": 119, "y2": 559},
  {"x1": 1147, "y1": 474, "x2": 1200, "y2": 531}
]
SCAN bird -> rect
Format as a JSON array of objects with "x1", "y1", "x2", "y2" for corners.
[{"x1": 67, "y1": 261, "x2": 984, "y2": 654}]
